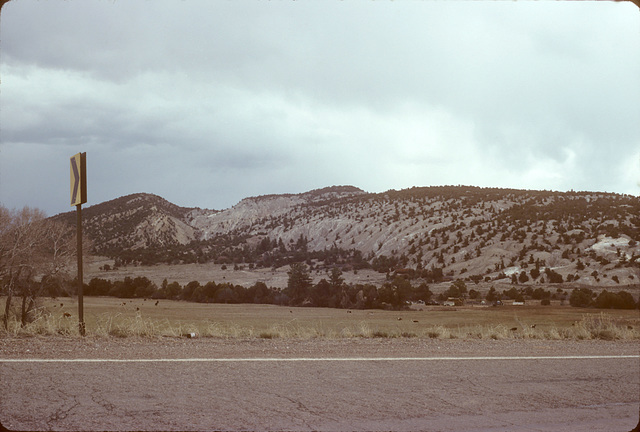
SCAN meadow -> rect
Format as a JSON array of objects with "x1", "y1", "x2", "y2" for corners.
[{"x1": 3, "y1": 296, "x2": 639, "y2": 341}]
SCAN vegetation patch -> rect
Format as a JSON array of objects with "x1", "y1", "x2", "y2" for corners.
[{"x1": 2, "y1": 297, "x2": 639, "y2": 342}]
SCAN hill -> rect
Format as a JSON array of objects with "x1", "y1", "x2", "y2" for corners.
[
  {"x1": 52, "y1": 185, "x2": 640, "y2": 287},
  {"x1": 52, "y1": 193, "x2": 200, "y2": 255}
]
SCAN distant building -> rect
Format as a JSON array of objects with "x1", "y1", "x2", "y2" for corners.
[{"x1": 444, "y1": 297, "x2": 464, "y2": 307}]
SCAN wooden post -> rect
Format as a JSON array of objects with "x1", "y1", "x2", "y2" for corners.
[
  {"x1": 71, "y1": 152, "x2": 87, "y2": 336},
  {"x1": 77, "y1": 203, "x2": 85, "y2": 336}
]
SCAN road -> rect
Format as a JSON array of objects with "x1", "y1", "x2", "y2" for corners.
[{"x1": 1, "y1": 339, "x2": 639, "y2": 431}]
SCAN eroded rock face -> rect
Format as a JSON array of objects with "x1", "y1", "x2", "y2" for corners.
[
  {"x1": 131, "y1": 213, "x2": 196, "y2": 248},
  {"x1": 187, "y1": 195, "x2": 307, "y2": 240},
  {"x1": 187, "y1": 186, "x2": 367, "y2": 241}
]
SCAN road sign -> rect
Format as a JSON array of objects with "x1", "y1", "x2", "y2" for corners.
[
  {"x1": 69, "y1": 152, "x2": 87, "y2": 336},
  {"x1": 70, "y1": 152, "x2": 87, "y2": 206}
]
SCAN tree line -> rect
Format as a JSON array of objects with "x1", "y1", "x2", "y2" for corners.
[
  {"x1": 85, "y1": 264, "x2": 431, "y2": 310},
  {"x1": 84, "y1": 264, "x2": 638, "y2": 310}
]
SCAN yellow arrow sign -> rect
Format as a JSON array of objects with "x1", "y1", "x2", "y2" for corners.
[{"x1": 70, "y1": 152, "x2": 87, "y2": 206}]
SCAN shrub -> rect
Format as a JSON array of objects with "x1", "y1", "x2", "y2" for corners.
[
  {"x1": 569, "y1": 288, "x2": 593, "y2": 308},
  {"x1": 545, "y1": 268, "x2": 563, "y2": 283},
  {"x1": 530, "y1": 268, "x2": 540, "y2": 279},
  {"x1": 532, "y1": 287, "x2": 551, "y2": 300},
  {"x1": 594, "y1": 290, "x2": 637, "y2": 309}
]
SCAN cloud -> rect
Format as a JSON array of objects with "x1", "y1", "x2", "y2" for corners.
[{"x1": 1, "y1": 0, "x2": 638, "y2": 216}]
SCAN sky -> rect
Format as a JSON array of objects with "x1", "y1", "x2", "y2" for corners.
[{"x1": 1, "y1": 0, "x2": 639, "y2": 217}]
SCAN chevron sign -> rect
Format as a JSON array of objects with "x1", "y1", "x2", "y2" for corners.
[{"x1": 70, "y1": 152, "x2": 87, "y2": 206}]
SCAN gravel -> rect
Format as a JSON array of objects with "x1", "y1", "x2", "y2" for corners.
[{"x1": 1, "y1": 336, "x2": 638, "y2": 360}]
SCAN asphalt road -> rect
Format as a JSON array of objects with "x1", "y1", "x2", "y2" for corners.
[{"x1": 1, "y1": 351, "x2": 639, "y2": 432}]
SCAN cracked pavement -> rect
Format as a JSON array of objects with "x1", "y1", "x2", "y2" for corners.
[{"x1": 1, "y1": 339, "x2": 638, "y2": 431}]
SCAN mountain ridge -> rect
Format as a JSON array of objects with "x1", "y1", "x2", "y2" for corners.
[{"x1": 51, "y1": 185, "x2": 640, "y2": 287}]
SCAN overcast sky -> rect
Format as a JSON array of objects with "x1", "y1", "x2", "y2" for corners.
[{"x1": 1, "y1": 1, "x2": 639, "y2": 217}]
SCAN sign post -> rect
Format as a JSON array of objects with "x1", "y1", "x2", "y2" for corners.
[{"x1": 70, "y1": 152, "x2": 87, "y2": 336}]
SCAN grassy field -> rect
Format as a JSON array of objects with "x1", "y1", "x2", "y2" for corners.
[
  {"x1": 86, "y1": 258, "x2": 390, "y2": 289},
  {"x1": 3, "y1": 296, "x2": 639, "y2": 341}
]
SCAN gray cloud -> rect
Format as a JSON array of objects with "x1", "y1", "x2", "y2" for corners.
[{"x1": 1, "y1": 0, "x2": 638, "y2": 216}]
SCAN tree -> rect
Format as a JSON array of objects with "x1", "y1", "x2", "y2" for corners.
[
  {"x1": 182, "y1": 280, "x2": 201, "y2": 301},
  {"x1": 545, "y1": 268, "x2": 564, "y2": 284},
  {"x1": 87, "y1": 278, "x2": 113, "y2": 296},
  {"x1": 391, "y1": 276, "x2": 412, "y2": 306},
  {"x1": 363, "y1": 284, "x2": 380, "y2": 309},
  {"x1": 215, "y1": 283, "x2": 237, "y2": 303},
  {"x1": 503, "y1": 287, "x2": 521, "y2": 300},
  {"x1": 451, "y1": 279, "x2": 467, "y2": 296},
  {"x1": 518, "y1": 271, "x2": 529, "y2": 284},
  {"x1": 594, "y1": 290, "x2": 636, "y2": 309},
  {"x1": 1, "y1": 207, "x2": 77, "y2": 328},
  {"x1": 414, "y1": 282, "x2": 433, "y2": 303},
  {"x1": 532, "y1": 287, "x2": 550, "y2": 300},
  {"x1": 133, "y1": 277, "x2": 157, "y2": 298},
  {"x1": 286, "y1": 263, "x2": 312, "y2": 305},
  {"x1": 486, "y1": 286, "x2": 500, "y2": 302},
  {"x1": 530, "y1": 267, "x2": 540, "y2": 279},
  {"x1": 248, "y1": 281, "x2": 272, "y2": 304},
  {"x1": 310, "y1": 279, "x2": 331, "y2": 307},
  {"x1": 442, "y1": 279, "x2": 467, "y2": 300},
  {"x1": 422, "y1": 266, "x2": 444, "y2": 283},
  {"x1": 1, "y1": 207, "x2": 43, "y2": 328},
  {"x1": 165, "y1": 281, "x2": 182, "y2": 300},
  {"x1": 329, "y1": 267, "x2": 344, "y2": 290},
  {"x1": 569, "y1": 288, "x2": 593, "y2": 308}
]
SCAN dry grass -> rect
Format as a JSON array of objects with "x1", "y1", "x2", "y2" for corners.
[
  {"x1": 86, "y1": 259, "x2": 389, "y2": 290},
  {"x1": 2, "y1": 297, "x2": 639, "y2": 341}
]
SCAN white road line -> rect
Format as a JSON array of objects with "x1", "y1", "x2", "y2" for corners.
[{"x1": 1, "y1": 355, "x2": 638, "y2": 363}]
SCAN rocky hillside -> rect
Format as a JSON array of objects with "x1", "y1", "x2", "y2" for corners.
[
  {"x1": 52, "y1": 186, "x2": 640, "y2": 287},
  {"x1": 52, "y1": 193, "x2": 201, "y2": 254},
  {"x1": 186, "y1": 185, "x2": 366, "y2": 238}
]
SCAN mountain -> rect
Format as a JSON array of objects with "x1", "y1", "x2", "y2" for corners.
[
  {"x1": 52, "y1": 192, "x2": 200, "y2": 254},
  {"x1": 51, "y1": 185, "x2": 640, "y2": 287}
]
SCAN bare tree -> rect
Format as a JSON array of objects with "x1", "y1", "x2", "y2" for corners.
[
  {"x1": 41, "y1": 220, "x2": 77, "y2": 287},
  {"x1": 1, "y1": 207, "x2": 47, "y2": 328},
  {"x1": 0, "y1": 206, "x2": 78, "y2": 329},
  {"x1": 21, "y1": 219, "x2": 78, "y2": 326}
]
